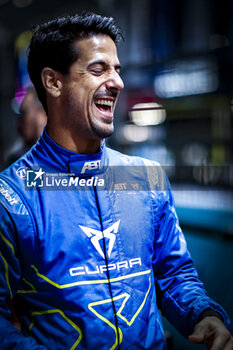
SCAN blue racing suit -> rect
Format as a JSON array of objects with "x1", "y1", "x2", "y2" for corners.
[{"x1": 0, "y1": 130, "x2": 230, "y2": 349}]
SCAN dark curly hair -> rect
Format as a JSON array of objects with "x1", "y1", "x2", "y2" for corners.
[{"x1": 27, "y1": 13, "x2": 123, "y2": 114}]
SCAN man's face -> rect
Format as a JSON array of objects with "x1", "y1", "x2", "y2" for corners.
[{"x1": 60, "y1": 34, "x2": 124, "y2": 141}]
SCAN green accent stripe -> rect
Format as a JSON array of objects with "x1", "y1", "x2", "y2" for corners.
[
  {"x1": 0, "y1": 252, "x2": 13, "y2": 299},
  {"x1": 87, "y1": 275, "x2": 151, "y2": 349},
  {"x1": 17, "y1": 278, "x2": 37, "y2": 294},
  {"x1": 29, "y1": 309, "x2": 82, "y2": 350},
  {"x1": 0, "y1": 230, "x2": 15, "y2": 255},
  {"x1": 88, "y1": 300, "x2": 123, "y2": 350},
  {"x1": 117, "y1": 275, "x2": 151, "y2": 325},
  {"x1": 31, "y1": 265, "x2": 151, "y2": 289}
]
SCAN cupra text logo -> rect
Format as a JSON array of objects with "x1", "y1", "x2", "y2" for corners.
[{"x1": 79, "y1": 220, "x2": 120, "y2": 259}]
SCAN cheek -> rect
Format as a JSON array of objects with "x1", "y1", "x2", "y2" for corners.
[
  {"x1": 75, "y1": 86, "x2": 92, "y2": 102},
  {"x1": 68, "y1": 79, "x2": 97, "y2": 107}
]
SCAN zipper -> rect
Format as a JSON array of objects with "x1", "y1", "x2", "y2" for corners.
[{"x1": 93, "y1": 185, "x2": 121, "y2": 350}]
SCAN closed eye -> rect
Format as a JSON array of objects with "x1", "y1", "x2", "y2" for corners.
[
  {"x1": 88, "y1": 62, "x2": 105, "y2": 76},
  {"x1": 87, "y1": 61, "x2": 122, "y2": 76},
  {"x1": 91, "y1": 68, "x2": 104, "y2": 75}
]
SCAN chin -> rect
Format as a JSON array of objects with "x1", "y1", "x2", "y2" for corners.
[{"x1": 94, "y1": 125, "x2": 114, "y2": 139}]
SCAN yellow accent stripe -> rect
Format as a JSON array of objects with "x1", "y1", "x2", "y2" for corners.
[
  {"x1": 0, "y1": 230, "x2": 15, "y2": 255},
  {"x1": 117, "y1": 275, "x2": 151, "y2": 326},
  {"x1": 31, "y1": 265, "x2": 151, "y2": 289},
  {"x1": 0, "y1": 252, "x2": 13, "y2": 299},
  {"x1": 88, "y1": 299, "x2": 123, "y2": 350},
  {"x1": 88, "y1": 275, "x2": 151, "y2": 349},
  {"x1": 29, "y1": 309, "x2": 82, "y2": 350},
  {"x1": 17, "y1": 278, "x2": 36, "y2": 294}
]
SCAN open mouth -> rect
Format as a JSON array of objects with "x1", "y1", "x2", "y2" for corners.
[{"x1": 94, "y1": 98, "x2": 114, "y2": 113}]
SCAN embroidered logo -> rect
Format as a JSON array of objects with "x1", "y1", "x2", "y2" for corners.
[
  {"x1": 81, "y1": 160, "x2": 101, "y2": 174},
  {"x1": 79, "y1": 220, "x2": 120, "y2": 258},
  {"x1": 16, "y1": 166, "x2": 28, "y2": 179}
]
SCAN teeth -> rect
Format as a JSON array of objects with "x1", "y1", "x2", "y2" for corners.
[{"x1": 96, "y1": 99, "x2": 113, "y2": 107}]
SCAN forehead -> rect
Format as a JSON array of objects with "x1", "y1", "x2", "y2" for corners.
[{"x1": 74, "y1": 34, "x2": 119, "y2": 64}]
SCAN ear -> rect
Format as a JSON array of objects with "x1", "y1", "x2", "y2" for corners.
[{"x1": 41, "y1": 67, "x2": 63, "y2": 98}]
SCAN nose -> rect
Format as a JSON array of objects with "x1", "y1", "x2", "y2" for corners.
[{"x1": 106, "y1": 70, "x2": 124, "y2": 92}]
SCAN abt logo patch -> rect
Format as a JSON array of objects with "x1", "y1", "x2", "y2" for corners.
[
  {"x1": 26, "y1": 168, "x2": 45, "y2": 187},
  {"x1": 79, "y1": 220, "x2": 120, "y2": 259},
  {"x1": 81, "y1": 160, "x2": 101, "y2": 174}
]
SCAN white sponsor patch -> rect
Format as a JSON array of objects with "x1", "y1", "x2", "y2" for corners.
[
  {"x1": 0, "y1": 183, "x2": 18, "y2": 205},
  {"x1": 81, "y1": 160, "x2": 101, "y2": 174},
  {"x1": 16, "y1": 166, "x2": 28, "y2": 179}
]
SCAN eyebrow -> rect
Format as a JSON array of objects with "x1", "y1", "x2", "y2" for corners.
[{"x1": 87, "y1": 60, "x2": 122, "y2": 70}]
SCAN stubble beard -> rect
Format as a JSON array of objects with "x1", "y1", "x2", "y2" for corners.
[{"x1": 91, "y1": 119, "x2": 114, "y2": 140}]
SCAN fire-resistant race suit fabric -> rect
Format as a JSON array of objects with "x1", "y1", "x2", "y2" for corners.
[{"x1": 0, "y1": 130, "x2": 230, "y2": 350}]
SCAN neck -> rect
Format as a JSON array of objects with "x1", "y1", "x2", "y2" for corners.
[{"x1": 46, "y1": 122, "x2": 102, "y2": 155}]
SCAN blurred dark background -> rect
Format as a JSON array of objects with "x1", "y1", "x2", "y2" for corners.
[{"x1": 0, "y1": 0, "x2": 232, "y2": 349}]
